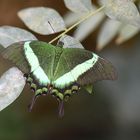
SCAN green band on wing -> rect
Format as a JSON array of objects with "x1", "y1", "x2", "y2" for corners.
[{"x1": 24, "y1": 41, "x2": 50, "y2": 85}]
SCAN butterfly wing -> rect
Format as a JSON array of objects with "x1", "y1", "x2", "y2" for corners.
[
  {"x1": 0, "y1": 41, "x2": 30, "y2": 73},
  {"x1": 77, "y1": 56, "x2": 117, "y2": 86},
  {"x1": 53, "y1": 48, "x2": 117, "y2": 88},
  {"x1": 0, "y1": 41, "x2": 56, "y2": 80},
  {"x1": 27, "y1": 41, "x2": 56, "y2": 80}
]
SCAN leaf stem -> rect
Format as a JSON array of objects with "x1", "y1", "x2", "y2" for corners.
[{"x1": 49, "y1": 5, "x2": 105, "y2": 44}]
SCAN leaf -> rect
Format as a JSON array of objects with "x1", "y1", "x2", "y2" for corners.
[
  {"x1": 102, "y1": 0, "x2": 140, "y2": 27},
  {"x1": 116, "y1": 25, "x2": 139, "y2": 44},
  {"x1": 0, "y1": 67, "x2": 25, "y2": 111},
  {"x1": 18, "y1": 7, "x2": 66, "y2": 35},
  {"x1": 97, "y1": 19, "x2": 121, "y2": 51},
  {"x1": 74, "y1": 5, "x2": 105, "y2": 41},
  {"x1": 64, "y1": 0, "x2": 93, "y2": 13},
  {"x1": 63, "y1": 12, "x2": 82, "y2": 26},
  {"x1": 57, "y1": 35, "x2": 84, "y2": 49},
  {"x1": 0, "y1": 26, "x2": 37, "y2": 47}
]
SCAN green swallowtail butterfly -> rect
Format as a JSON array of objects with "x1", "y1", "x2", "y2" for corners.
[{"x1": 0, "y1": 40, "x2": 117, "y2": 116}]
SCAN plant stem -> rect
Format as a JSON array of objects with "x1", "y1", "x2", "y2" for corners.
[{"x1": 49, "y1": 6, "x2": 105, "y2": 44}]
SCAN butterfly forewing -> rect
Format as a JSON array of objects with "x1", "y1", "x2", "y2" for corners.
[
  {"x1": 0, "y1": 41, "x2": 30, "y2": 73},
  {"x1": 29, "y1": 41, "x2": 56, "y2": 80}
]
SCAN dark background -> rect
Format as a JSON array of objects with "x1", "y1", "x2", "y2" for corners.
[{"x1": 0, "y1": 0, "x2": 140, "y2": 140}]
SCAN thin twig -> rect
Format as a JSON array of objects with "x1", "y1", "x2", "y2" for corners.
[{"x1": 49, "y1": 6, "x2": 105, "y2": 44}]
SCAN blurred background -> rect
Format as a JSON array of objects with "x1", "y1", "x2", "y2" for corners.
[{"x1": 0, "y1": 0, "x2": 140, "y2": 140}]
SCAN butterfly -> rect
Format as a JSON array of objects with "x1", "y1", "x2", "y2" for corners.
[{"x1": 0, "y1": 40, "x2": 117, "y2": 117}]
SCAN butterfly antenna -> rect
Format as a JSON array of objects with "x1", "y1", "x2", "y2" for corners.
[{"x1": 58, "y1": 100, "x2": 64, "y2": 118}]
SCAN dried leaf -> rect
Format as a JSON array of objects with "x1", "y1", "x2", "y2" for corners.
[
  {"x1": 74, "y1": 6, "x2": 105, "y2": 41},
  {"x1": 18, "y1": 7, "x2": 66, "y2": 35},
  {"x1": 0, "y1": 26, "x2": 37, "y2": 47},
  {"x1": 97, "y1": 19, "x2": 121, "y2": 51},
  {"x1": 102, "y1": 0, "x2": 140, "y2": 27},
  {"x1": 0, "y1": 67, "x2": 25, "y2": 111},
  {"x1": 64, "y1": 0, "x2": 93, "y2": 13},
  {"x1": 57, "y1": 35, "x2": 84, "y2": 49},
  {"x1": 116, "y1": 25, "x2": 139, "y2": 44}
]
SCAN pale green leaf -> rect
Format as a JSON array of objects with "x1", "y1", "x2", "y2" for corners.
[
  {"x1": 57, "y1": 34, "x2": 84, "y2": 49},
  {"x1": 97, "y1": 19, "x2": 121, "y2": 51},
  {"x1": 64, "y1": 0, "x2": 93, "y2": 13},
  {"x1": 64, "y1": 12, "x2": 82, "y2": 26},
  {"x1": 0, "y1": 67, "x2": 25, "y2": 111},
  {"x1": 74, "y1": 6, "x2": 105, "y2": 41},
  {"x1": 102, "y1": 0, "x2": 140, "y2": 27},
  {"x1": 0, "y1": 26, "x2": 37, "y2": 47},
  {"x1": 116, "y1": 25, "x2": 139, "y2": 44},
  {"x1": 18, "y1": 7, "x2": 66, "y2": 35}
]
